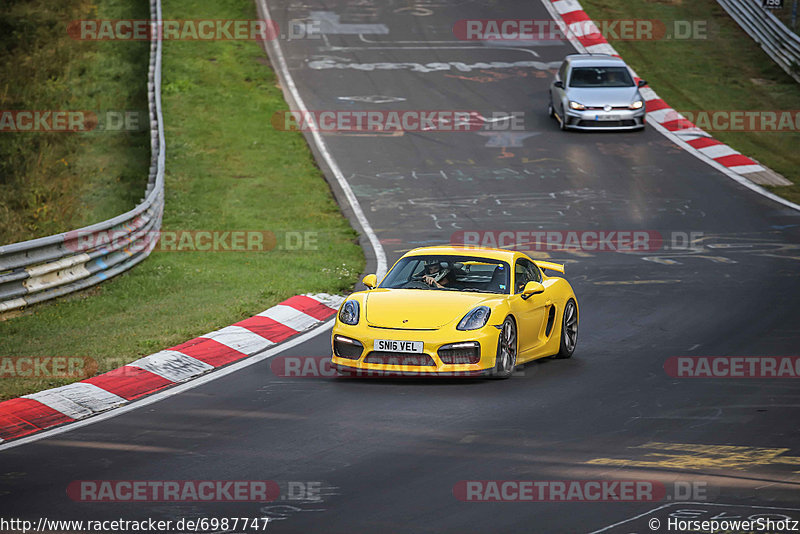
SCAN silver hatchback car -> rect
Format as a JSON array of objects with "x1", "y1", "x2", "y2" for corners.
[{"x1": 549, "y1": 54, "x2": 647, "y2": 131}]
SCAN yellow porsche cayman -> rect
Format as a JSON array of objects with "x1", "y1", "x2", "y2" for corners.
[{"x1": 331, "y1": 246, "x2": 579, "y2": 378}]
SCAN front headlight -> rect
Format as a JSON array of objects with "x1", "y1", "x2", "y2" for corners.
[
  {"x1": 457, "y1": 306, "x2": 491, "y2": 331},
  {"x1": 629, "y1": 100, "x2": 644, "y2": 110},
  {"x1": 339, "y1": 300, "x2": 360, "y2": 325},
  {"x1": 569, "y1": 101, "x2": 586, "y2": 110}
]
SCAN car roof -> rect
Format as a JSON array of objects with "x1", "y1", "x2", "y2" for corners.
[
  {"x1": 402, "y1": 245, "x2": 518, "y2": 261},
  {"x1": 565, "y1": 54, "x2": 627, "y2": 68}
]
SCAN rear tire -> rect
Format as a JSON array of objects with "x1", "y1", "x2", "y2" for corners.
[
  {"x1": 553, "y1": 299, "x2": 578, "y2": 359},
  {"x1": 489, "y1": 317, "x2": 517, "y2": 379}
]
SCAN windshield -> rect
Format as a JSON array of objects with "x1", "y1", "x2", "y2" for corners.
[
  {"x1": 569, "y1": 66, "x2": 634, "y2": 88},
  {"x1": 379, "y1": 255, "x2": 510, "y2": 294}
]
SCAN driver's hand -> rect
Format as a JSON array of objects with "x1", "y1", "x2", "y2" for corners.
[{"x1": 423, "y1": 275, "x2": 435, "y2": 285}]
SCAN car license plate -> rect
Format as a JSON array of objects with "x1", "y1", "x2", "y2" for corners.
[
  {"x1": 374, "y1": 339, "x2": 424, "y2": 353},
  {"x1": 596, "y1": 114, "x2": 621, "y2": 121}
]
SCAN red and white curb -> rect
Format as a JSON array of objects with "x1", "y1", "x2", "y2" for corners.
[
  {"x1": 543, "y1": 0, "x2": 791, "y2": 187},
  {"x1": 0, "y1": 293, "x2": 343, "y2": 443}
]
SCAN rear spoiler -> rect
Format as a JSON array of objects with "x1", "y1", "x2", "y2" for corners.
[{"x1": 534, "y1": 261, "x2": 565, "y2": 274}]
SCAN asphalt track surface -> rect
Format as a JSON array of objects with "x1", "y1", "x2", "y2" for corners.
[{"x1": 2, "y1": 1, "x2": 800, "y2": 533}]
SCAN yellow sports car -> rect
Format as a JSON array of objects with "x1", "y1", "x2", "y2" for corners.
[{"x1": 330, "y1": 245, "x2": 579, "y2": 378}]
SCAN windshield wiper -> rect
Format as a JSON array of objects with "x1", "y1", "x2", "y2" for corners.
[{"x1": 460, "y1": 288, "x2": 496, "y2": 294}]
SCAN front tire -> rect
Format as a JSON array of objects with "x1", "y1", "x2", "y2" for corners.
[
  {"x1": 558, "y1": 110, "x2": 568, "y2": 131},
  {"x1": 554, "y1": 299, "x2": 578, "y2": 359},
  {"x1": 489, "y1": 317, "x2": 517, "y2": 379}
]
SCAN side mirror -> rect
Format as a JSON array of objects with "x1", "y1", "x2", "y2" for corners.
[
  {"x1": 637, "y1": 79, "x2": 648, "y2": 87},
  {"x1": 521, "y1": 281, "x2": 545, "y2": 300},
  {"x1": 554, "y1": 80, "x2": 564, "y2": 89},
  {"x1": 362, "y1": 274, "x2": 377, "y2": 289}
]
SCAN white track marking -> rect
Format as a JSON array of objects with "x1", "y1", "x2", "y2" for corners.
[
  {"x1": 257, "y1": 305, "x2": 321, "y2": 332},
  {"x1": 728, "y1": 164, "x2": 765, "y2": 174},
  {"x1": 308, "y1": 58, "x2": 560, "y2": 73},
  {"x1": 672, "y1": 132, "x2": 710, "y2": 142},
  {"x1": 696, "y1": 144, "x2": 740, "y2": 159},
  {"x1": 337, "y1": 95, "x2": 407, "y2": 103},
  {"x1": 324, "y1": 45, "x2": 541, "y2": 58},
  {"x1": 129, "y1": 350, "x2": 213, "y2": 383},
  {"x1": 256, "y1": 0, "x2": 387, "y2": 277},
  {"x1": 305, "y1": 293, "x2": 345, "y2": 309},
  {"x1": 645, "y1": 108, "x2": 677, "y2": 124},
  {"x1": 584, "y1": 43, "x2": 618, "y2": 56},
  {"x1": 552, "y1": 0, "x2": 583, "y2": 15},
  {"x1": 24, "y1": 383, "x2": 127, "y2": 420},
  {"x1": 202, "y1": 325, "x2": 276, "y2": 354}
]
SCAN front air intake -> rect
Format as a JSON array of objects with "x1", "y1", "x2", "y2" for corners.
[
  {"x1": 333, "y1": 335, "x2": 364, "y2": 360},
  {"x1": 438, "y1": 342, "x2": 481, "y2": 364},
  {"x1": 364, "y1": 352, "x2": 436, "y2": 366}
]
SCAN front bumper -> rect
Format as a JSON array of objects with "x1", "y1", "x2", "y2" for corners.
[
  {"x1": 331, "y1": 362, "x2": 486, "y2": 378},
  {"x1": 331, "y1": 323, "x2": 502, "y2": 376},
  {"x1": 560, "y1": 107, "x2": 646, "y2": 131}
]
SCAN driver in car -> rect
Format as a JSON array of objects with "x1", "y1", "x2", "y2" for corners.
[{"x1": 422, "y1": 260, "x2": 454, "y2": 289}]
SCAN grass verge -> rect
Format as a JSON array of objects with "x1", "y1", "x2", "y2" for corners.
[
  {"x1": 581, "y1": 0, "x2": 800, "y2": 204},
  {"x1": 0, "y1": 0, "x2": 150, "y2": 243},
  {"x1": 0, "y1": 0, "x2": 364, "y2": 400}
]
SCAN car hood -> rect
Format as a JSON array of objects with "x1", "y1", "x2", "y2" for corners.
[
  {"x1": 566, "y1": 87, "x2": 640, "y2": 107},
  {"x1": 365, "y1": 289, "x2": 500, "y2": 329}
]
